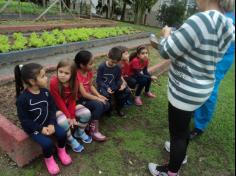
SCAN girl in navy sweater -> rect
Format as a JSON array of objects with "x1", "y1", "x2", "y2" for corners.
[{"x1": 15, "y1": 63, "x2": 72, "y2": 175}]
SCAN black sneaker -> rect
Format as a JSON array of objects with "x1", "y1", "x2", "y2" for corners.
[
  {"x1": 116, "y1": 109, "x2": 125, "y2": 117},
  {"x1": 190, "y1": 128, "x2": 203, "y2": 140}
]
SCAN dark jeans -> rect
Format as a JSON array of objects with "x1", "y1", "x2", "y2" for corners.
[
  {"x1": 129, "y1": 74, "x2": 151, "y2": 96},
  {"x1": 30, "y1": 123, "x2": 66, "y2": 158},
  {"x1": 78, "y1": 97, "x2": 110, "y2": 120},
  {"x1": 99, "y1": 86, "x2": 131, "y2": 110},
  {"x1": 168, "y1": 102, "x2": 193, "y2": 173}
]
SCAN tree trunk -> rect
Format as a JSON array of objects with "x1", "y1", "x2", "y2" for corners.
[{"x1": 121, "y1": 1, "x2": 127, "y2": 21}]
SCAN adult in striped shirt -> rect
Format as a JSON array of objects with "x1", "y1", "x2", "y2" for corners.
[
  {"x1": 148, "y1": 0, "x2": 235, "y2": 176},
  {"x1": 191, "y1": 10, "x2": 235, "y2": 139}
]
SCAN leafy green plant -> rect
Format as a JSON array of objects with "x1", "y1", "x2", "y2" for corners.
[
  {"x1": 52, "y1": 29, "x2": 66, "y2": 44},
  {"x1": 11, "y1": 33, "x2": 28, "y2": 51},
  {"x1": 41, "y1": 31, "x2": 57, "y2": 46},
  {"x1": 28, "y1": 32, "x2": 45, "y2": 48},
  {"x1": 0, "y1": 35, "x2": 10, "y2": 53}
]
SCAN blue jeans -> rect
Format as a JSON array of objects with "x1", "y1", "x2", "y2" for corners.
[
  {"x1": 30, "y1": 123, "x2": 66, "y2": 158},
  {"x1": 194, "y1": 53, "x2": 234, "y2": 131}
]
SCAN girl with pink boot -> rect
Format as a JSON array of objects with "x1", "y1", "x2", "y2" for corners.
[
  {"x1": 74, "y1": 50, "x2": 110, "y2": 142},
  {"x1": 15, "y1": 63, "x2": 72, "y2": 175}
]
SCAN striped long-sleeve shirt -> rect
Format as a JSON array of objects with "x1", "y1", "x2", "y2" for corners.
[{"x1": 160, "y1": 10, "x2": 235, "y2": 111}]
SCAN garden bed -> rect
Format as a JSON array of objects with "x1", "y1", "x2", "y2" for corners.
[
  {"x1": 0, "y1": 30, "x2": 150, "y2": 66},
  {"x1": 0, "y1": 18, "x2": 117, "y2": 34}
]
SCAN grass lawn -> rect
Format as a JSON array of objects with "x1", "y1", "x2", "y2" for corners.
[{"x1": 0, "y1": 48, "x2": 234, "y2": 175}]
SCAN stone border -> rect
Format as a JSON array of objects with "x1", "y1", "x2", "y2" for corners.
[
  {"x1": 0, "y1": 32, "x2": 150, "y2": 65},
  {"x1": 0, "y1": 52, "x2": 170, "y2": 167}
]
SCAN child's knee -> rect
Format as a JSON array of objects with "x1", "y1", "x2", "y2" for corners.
[
  {"x1": 56, "y1": 113, "x2": 70, "y2": 130},
  {"x1": 75, "y1": 105, "x2": 91, "y2": 123}
]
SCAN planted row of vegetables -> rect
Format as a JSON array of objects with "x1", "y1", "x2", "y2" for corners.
[{"x1": 0, "y1": 27, "x2": 139, "y2": 53}]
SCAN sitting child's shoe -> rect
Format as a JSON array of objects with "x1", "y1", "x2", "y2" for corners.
[
  {"x1": 68, "y1": 138, "x2": 84, "y2": 153},
  {"x1": 44, "y1": 156, "x2": 60, "y2": 175},
  {"x1": 90, "y1": 120, "x2": 107, "y2": 142},
  {"x1": 117, "y1": 109, "x2": 125, "y2": 117},
  {"x1": 134, "y1": 96, "x2": 143, "y2": 106},
  {"x1": 74, "y1": 130, "x2": 93, "y2": 144},
  {"x1": 144, "y1": 92, "x2": 156, "y2": 98},
  {"x1": 57, "y1": 147, "x2": 72, "y2": 166}
]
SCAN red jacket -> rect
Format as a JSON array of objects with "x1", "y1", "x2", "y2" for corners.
[
  {"x1": 50, "y1": 75, "x2": 76, "y2": 119},
  {"x1": 129, "y1": 57, "x2": 149, "y2": 76},
  {"x1": 120, "y1": 60, "x2": 130, "y2": 77}
]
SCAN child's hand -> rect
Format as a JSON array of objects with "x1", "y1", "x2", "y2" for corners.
[
  {"x1": 47, "y1": 125, "x2": 55, "y2": 135},
  {"x1": 69, "y1": 118, "x2": 78, "y2": 129},
  {"x1": 98, "y1": 95, "x2": 108, "y2": 101},
  {"x1": 107, "y1": 88, "x2": 114, "y2": 94},
  {"x1": 119, "y1": 83, "x2": 126, "y2": 91},
  {"x1": 42, "y1": 127, "x2": 49, "y2": 135},
  {"x1": 151, "y1": 75, "x2": 158, "y2": 81}
]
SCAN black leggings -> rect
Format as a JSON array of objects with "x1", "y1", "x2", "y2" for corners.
[
  {"x1": 168, "y1": 102, "x2": 193, "y2": 173},
  {"x1": 129, "y1": 74, "x2": 151, "y2": 96}
]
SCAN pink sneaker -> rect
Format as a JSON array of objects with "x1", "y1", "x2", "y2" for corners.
[
  {"x1": 144, "y1": 92, "x2": 156, "y2": 98},
  {"x1": 134, "y1": 96, "x2": 143, "y2": 106},
  {"x1": 57, "y1": 147, "x2": 72, "y2": 166},
  {"x1": 44, "y1": 156, "x2": 60, "y2": 175}
]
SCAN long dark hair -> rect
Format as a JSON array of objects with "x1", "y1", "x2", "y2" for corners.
[
  {"x1": 129, "y1": 45, "x2": 148, "y2": 62},
  {"x1": 57, "y1": 59, "x2": 77, "y2": 99},
  {"x1": 74, "y1": 50, "x2": 93, "y2": 69},
  {"x1": 14, "y1": 63, "x2": 43, "y2": 97}
]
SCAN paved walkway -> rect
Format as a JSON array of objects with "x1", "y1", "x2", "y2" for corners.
[{"x1": 0, "y1": 38, "x2": 149, "y2": 78}]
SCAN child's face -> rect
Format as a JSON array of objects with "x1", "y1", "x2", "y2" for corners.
[
  {"x1": 107, "y1": 58, "x2": 119, "y2": 68},
  {"x1": 121, "y1": 51, "x2": 129, "y2": 61},
  {"x1": 57, "y1": 66, "x2": 71, "y2": 84},
  {"x1": 138, "y1": 49, "x2": 148, "y2": 60},
  {"x1": 35, "y1": 69, "x2": 48, "y2": 88},
  {"x1": 84, "y1": 58, "x2": 94, "y2": 71}
]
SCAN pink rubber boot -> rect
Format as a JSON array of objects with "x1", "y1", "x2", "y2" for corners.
[
  {"x1": 134, "y1": 96, "x2": 143, "y2": 106},
  {"x1": 57, "y1": 147, "x2": 72, "y2": 166},
  {"x1": 44, "y1": 156, "x2": 60, "y2": 175},
  {"x1": 144, "y1": 92, "x2": 156, "y2": 98},
  {"x1": 89, "y1": 120, "x2": 107, "y2": 142}
]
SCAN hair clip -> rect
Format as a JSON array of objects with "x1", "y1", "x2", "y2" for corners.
[{"x1": 19, "y1": 64, "x2": 24, "y2": 70}]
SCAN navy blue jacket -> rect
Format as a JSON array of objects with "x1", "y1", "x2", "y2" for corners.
[
  {"x1": 96, "y1": 61, "x2": 122, "y2": 92},
  {"x1": 16, "y1": 88, "x2": 57, "y2": 135}
]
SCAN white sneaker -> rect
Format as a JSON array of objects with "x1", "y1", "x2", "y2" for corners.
[
  {"x1": 148, "y1": 163, "x2": 168, "y2": 176},
  {"x1": 164, "y1": 141, "x2": 188, "y2": 165}
]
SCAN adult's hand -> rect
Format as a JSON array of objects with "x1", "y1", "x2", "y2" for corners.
[{"x1": 162, "y1": 26, "x2": 172, "y2": 38}]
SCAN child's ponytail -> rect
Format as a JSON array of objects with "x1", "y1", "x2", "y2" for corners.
[
  {"x1": 14, "y1": 63, "x2": 43, "y2": 97},
  {"x1": 14, "y1": 65, "x2": 24, "y2": 98}
]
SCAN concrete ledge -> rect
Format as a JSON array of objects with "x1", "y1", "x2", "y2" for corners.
[
  {"x1": 0, "y1": 32, "x2": 150, "y2": 65},
  {"x1": 0, "y1": 58, "x2": 170, "y2": 167}
]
